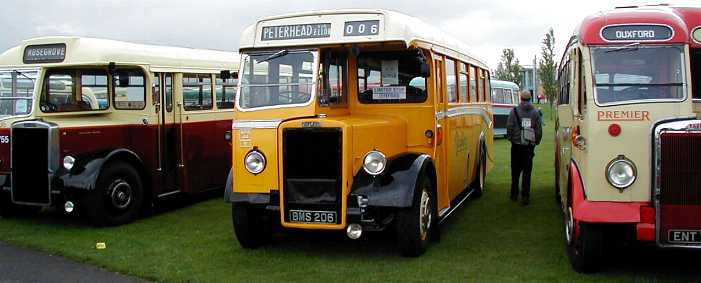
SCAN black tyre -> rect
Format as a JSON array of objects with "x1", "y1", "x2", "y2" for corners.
[
  {"x1": 471, "y1": 144, "x2": 486, "y2": 198},
  {"x1": 396, "y1": 173, "x2": 437, "y2": 257},
  {"x1": 232, "y1": 203, "x2": 271, "y2": 249},
  {"x1": 565, "y1": 205, "x2": 603, "y2": 273},
  {"x1": 0, "y1": 192, "x2": 41, "y2": 217},
  {"x1": 83, "y1": 161, "x2": 143, "y2": 226}
]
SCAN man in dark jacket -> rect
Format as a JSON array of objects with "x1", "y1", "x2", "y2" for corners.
[{"x1": 506, "y1": 91, "x2": 543, "y2": 205}]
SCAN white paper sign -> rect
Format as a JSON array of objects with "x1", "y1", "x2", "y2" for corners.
[
  {"x1": 372, "y1": 86, "x2": 406, "y2": 100},
  {"x1": 381, "y1": 60, "x2": 399, "y2": 85},
  {"x1": 521, "y1": 118, "x2": 532, "y2": 128}
]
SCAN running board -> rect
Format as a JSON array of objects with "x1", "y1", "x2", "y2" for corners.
[{"x1": 438, "y1": 188, "x2": 475, "y2": 224}]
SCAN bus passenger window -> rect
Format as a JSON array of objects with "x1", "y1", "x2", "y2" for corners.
[
  {"x1": 41, "y1": 70, "x2": 109, "y2": 113},
  {"x1": 446, "y1": 58, "x2": 457, "y2": 103},
  {"x1": 113, "y1": 70, "x2": 146, "y2": 110},
  {"x1": 320, "y1": 52, "x2": 347, "y2": 106},
  {"x1": 183, "y1": 74, "x2": 213, "y2": 111},
  {"x1": 215, "y1": 75, "x2": 237, "y2": 109},
  {"x1": 81, "y1": 73, "x2": 108, "y2": 110},
  {"x1": 469, "y1": 65, "x2": 477, "y2": 103},
  {"x1": 459, "y1": 63, "x2": 468, "y2": 102},
  {"x1": 357, "y1": 50, "x2": 428, "y2": 104},
  {"x1": 477, "y1": 69, "x2": 485, "y2": 102}
]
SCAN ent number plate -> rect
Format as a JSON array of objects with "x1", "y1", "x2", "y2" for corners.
[
  {"x1": 668, "y1": 230, "x2": 701, "y2": 243},
  {"x1": 289, "y1": 210, "x2": 336, "y2": 224}
]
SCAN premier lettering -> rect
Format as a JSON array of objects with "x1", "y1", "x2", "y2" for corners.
[
  {"x1": 597, "y1": 110, "x2": 651, "y2": 121},
  {"x1": 615, "y1": 30, "x2": 655, "y2": 39},
  {"x1": 261, "y1": 23, "x2": 331, "y2": 41}
]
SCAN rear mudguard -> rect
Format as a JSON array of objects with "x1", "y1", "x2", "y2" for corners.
[
  {"x1": 351, "y1": 153, "x2": 434, "y2": 208},
  {"x1": 58, "y1": 148, "x2": 144, "y2": 191}
]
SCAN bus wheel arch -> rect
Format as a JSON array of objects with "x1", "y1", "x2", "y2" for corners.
[{"x1": 565, "y1": 161, "x2": 603, "y2": 273}]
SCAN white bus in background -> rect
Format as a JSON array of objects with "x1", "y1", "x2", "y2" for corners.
[{"x1": 490, "y1": 80, "x2": 519, "y2": 137}]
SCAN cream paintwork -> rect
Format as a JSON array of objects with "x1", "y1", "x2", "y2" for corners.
[{"x1": 557, "y1": 44, "x2": 695, "y2": 205}]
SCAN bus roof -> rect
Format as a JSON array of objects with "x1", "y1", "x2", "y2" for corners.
[
  {"x1": 239, "y1": 9, "x2": 488, "y2": 69},
  {"x1": 575, "y1": 4, "x2": 701, "y2": 46},
  {"x1": 490, "y1": 79, "x2": 519, "y2": 90},
  {"x1": 0, "y1": 36, "x2": 239, "y2": 71}
]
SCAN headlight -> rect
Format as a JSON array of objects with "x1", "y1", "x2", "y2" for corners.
[
  {"x1": 63, "y1": 155, "x2": 75, "y2": 170},
  {"x1": 606, "y1": 156, "x2": 636, "y2": 189},
  {"x1": 244, "y1": 150, "x2": 266, "y2": 174},
  {"x1": 363, "y1": 151, "x2": 386, "y2": 176},
  {"x1": 693, "y1": 27, "x2": 701, "y2": 43}
]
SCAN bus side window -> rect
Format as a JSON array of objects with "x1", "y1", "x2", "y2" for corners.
[
  {"x1": 165, "y1": 74, "x2": 173, "y2": 112},
  {"x1": 577, "y1": 50, "x2": 586, "y2": 114},
  {"x1": 469, "y1": 65, "x2": 477, "y2": 103},
  {"x1": 215, "y1": 74, "x2": 237, "y2": 109},
  {"x1": 113, "y1": 69, "x2": 146, "y2": 110},
  {"x1": 446, "y1": 58, "x2": 457, "y2": 103},
  {"x1": 485, "y1": 72, "x2": 491, "y2": 103},
  {"x1": 459, "y1": 63, "x2": 468, "y2": 103},
  {"x1": 183, "y1": 74, "x2": 213, "y2": 111}
]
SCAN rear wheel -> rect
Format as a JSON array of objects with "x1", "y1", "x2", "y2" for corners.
[
  {"x1": 565, "y1": 205, "x2": 603, "y2": 273},
  {"x1": 232, "y1": 203, "x2": 271, "y2": 249},
  {"x1": 0, "y1": 192, "x2": 41, "y2": 217},
  {"x1": 471, "y1": 144, "x2": 486, "y2": 198},
  {"x1": 83, "y1": 161, "x2": 143, "y2": 226},
  {"x1": 396, "y1": 173, "x2": 436, "y2": 257}
]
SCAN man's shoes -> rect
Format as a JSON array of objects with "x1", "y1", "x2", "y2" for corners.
[
  {"x1": 510, "y1": 195, "x2": 518, "y2": 202},
  {"x1": 521, "y1": 197, "x2": 530, "y2": 206}
]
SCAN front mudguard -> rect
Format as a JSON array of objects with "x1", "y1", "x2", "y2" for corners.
[
  {"x1": 351, "y1": 153, "x2": 433, "y2": 208},
  {"x1": 58, "y1": 149, "x2": 144, "y2": 191}
]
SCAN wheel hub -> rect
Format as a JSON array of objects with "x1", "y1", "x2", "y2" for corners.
[
  {"x1": 419, "y1": 190, "x2": 431, "y2": 240},
  {"x1": 565, "y1": 207, "x2": 575, "y2": 245},
  {"x1": 109, "y1": 179, "x2": 132, "y2": 210}
]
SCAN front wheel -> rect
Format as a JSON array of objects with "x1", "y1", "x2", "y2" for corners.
[
  {"x1": 83, "y1": 161, "x2": 144, "y2": 226},
  {"x1": 232, "y1": 203, "x2": 271, "y2": 249},
  {"x1": 565, "y1": 205, "x2": 603, "y2": 273},
  {"x1": 396, "y1": 174, "x2": 436, "y2": 257}
]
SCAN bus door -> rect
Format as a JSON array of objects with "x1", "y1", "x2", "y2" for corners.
[
  {"x1": 433, "y1": 55, "x2": 451, "y2": 211},
  {"x1": 154, "y1": 73, "x2": 182, "y2": 195}
]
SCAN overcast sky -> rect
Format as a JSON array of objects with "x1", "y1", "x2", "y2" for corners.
[{"x1": 1, "y1": 0, "x2": 699, "y2": 69}]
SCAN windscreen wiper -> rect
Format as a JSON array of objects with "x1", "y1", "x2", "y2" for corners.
[
  {"x1": 259, "y1": 50, "x2": 289, "y2": 63},
  {"x1": 12, "y1": 70, "x2": 35, "y2": 82},
  {"x1": 605, "y1": 42, "x2": 640, "y2": 53}
]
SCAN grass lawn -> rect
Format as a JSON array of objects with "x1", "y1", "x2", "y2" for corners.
[{"x1": 1, "y1": 106, "x2": 700, "y2": 282}]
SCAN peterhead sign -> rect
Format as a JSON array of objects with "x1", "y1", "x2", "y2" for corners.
[
  {"x1": 261, "y1": 23, "x2": 331, "y2": 41},
  {"x1": 23, "y1": 44, "x2": 66, "y2": 64},
  {"x1": 601, "y1": 25, "x2": 673, "y2": 41}
]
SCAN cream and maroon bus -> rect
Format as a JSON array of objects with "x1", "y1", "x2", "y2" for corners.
[
  {"x1": 555, "y1": 4, "x2": 701, "y2": 272},
  {"x1": 226, "y1": 9, "x2": 493, "y2": 256},
  {"x1": 0, "y1": 36, "x2": 239, "y2": 226}
]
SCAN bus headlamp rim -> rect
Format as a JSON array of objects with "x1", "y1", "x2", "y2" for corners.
[
  {"x1": 363, "y1": 150, "x2": 386, "y2": 176},
  {"x1": 244, "y1": 150, "x2": 266, "y2": 175},
  {"x1": 63, "y1": 155, "x2": 75, "y2": 171},
  {"x1": 606, "y1": 156, "x2": 636, "y2": 189}
]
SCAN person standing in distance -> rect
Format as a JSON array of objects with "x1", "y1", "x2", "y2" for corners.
[{"x1": 506, "y1": 91, "x2": 543, "y2": 205}]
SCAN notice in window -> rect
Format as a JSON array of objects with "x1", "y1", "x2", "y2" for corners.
[
  {"x1": 372, "y1": 86, "x2": 406, "y2": 100},
  {"x1": 381, "y1": 60, "x2": 399, "y2": 85}
]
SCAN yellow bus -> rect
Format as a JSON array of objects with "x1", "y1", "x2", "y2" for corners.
[
  {"x1": 0, "y1": 36, "x2": 239, "y2": 226},
  {"x1": 226, "y1": 9, "x2": 494, "y2": 256}
]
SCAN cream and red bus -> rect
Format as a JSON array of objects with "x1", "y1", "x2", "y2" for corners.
[
  {"x1": 555, "y1": 4, "x2": 701, "y2": 272},
  {"x1": 226, "y1": 9, "x2": 494, "y2": 256},
  {"x1": 0, "y1": 36, "x2": 239, "y2": 226}
]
